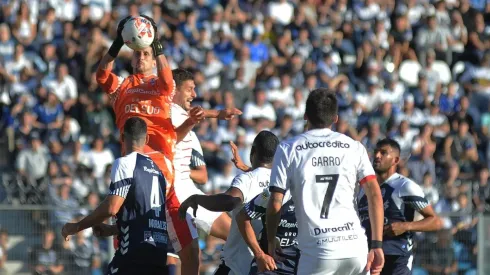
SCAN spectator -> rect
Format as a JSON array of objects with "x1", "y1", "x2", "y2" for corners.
[
  {"x1": 29, "y1": 228, "x2": 64, "y2": 275},
  {"x1": 420, "y1": 229, "x2": 458, "y2": 275}
]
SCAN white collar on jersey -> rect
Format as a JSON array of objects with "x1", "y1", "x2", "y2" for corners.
[
  {"x1": 380, "y1": 172, "x2": 401, "y2": 185},
  {"x1": 305, "y1": 128, "x2": 332, "y2": 136}
]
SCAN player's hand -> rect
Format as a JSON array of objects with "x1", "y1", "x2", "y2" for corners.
[
  {"x1": 92, "y1": 223, "x2": 118, "y2": 237},
  {"x1": 188, "y1": 106, "x2": 204, "y2": 124},
  {"x1": 267, "y1": 240, "x2": 285, "y2": 263},
  {"x1": 230, "y1": 141, "x2": 249, "y2": 172},
  {"x1": 256, "y1": 252, "x2": 277, "y2": 272},
  {"x1": 217, "y1": 108, "x2": 242, "y2": 120},
  {"x1": 365, "y1": 248, "x2": 384, "y2": 275},
  {"x1": 178, "y1": 195, "x2": 198, "y2": 220},
  {"x1": 384, "y1": 222, "x2": 408, "y2": 237},
  {"x1": 61, "y1": 222, "x2": 79, "y2": 241}
]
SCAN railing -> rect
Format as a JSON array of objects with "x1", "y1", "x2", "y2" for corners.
[
  {"x1": 0, "y1": 204, "x2": 484, "y2": 275},
  {"x1": 478, "y1": 214, "x2": 490, "y2": 275},
  {"x1": 0, "y1": 205, "x2": 115, "y2": 275}
]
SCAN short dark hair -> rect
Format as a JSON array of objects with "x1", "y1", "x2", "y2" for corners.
[
  {"x1": 376, "y1": 138, "x2": 401, "y2": 155},
  {"x1": 124, "y1": 117, "x2": 147, "y2": 141},
  {"x1": 252, "y1": 131, "x2": 280, "y2": 164},
  {"x1": 172, "y1": 68, "x2": 194, "y2": 89},
  {"x1": 305, "y1": 88, "x2": 338, "y2": 128}
]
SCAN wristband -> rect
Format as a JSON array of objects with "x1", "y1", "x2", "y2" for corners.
[
  {"x1": 371, "y1": 240, "x2": 383, "y2": 249},
  {"x1": 108, "y1": 37, "x2": 124, "y2": 58},
  {"x1": 152, "y1": 38, "x2": 164, "y2": 57}
]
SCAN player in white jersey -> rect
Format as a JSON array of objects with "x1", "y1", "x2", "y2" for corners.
[
  {"x1": 358, "y1": 138, "x2": 442, "y2": 275},
  {"x1": 266, "y1": 88, "x2": 385, "y2": 275},
  {"x1": 167, "y1": 68, "x2": 241, "y2": 272},
  {"x1": 179, "y1": 131, "x2": 280, "y2": 275}
]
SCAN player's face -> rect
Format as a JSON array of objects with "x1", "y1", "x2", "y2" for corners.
[
  {"x1": 373, "y1": 145, "x2": 399, "y2": 173},
  {"x1": 175, "y1": 80, "x2": 196, "y2": 111},
  {"x1": 132, "y1": 47, "x2": 156, "y2": 74}
]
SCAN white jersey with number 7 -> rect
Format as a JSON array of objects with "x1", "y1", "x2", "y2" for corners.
[{"x1": 269, "y1": 128, "x2": 376, "y2": 260}]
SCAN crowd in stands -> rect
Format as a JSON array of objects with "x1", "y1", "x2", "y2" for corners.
[{"x1": 0, "y1": 0, "x2": 489, "y2": 274}]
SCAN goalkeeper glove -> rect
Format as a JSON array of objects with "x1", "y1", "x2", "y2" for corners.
[
  {"x1": 140, "y1": 14, "x2": 164, "y2": 57},
  {"x1": 108, "y1": 16, "x2": 132, "y2": 58}
]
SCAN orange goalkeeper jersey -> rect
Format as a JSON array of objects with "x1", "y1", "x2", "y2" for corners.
[{"x1": 96, "y1": 66, "x2": 177, "y2": 187}]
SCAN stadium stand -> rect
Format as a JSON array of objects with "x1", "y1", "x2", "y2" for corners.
[{"x1": 0, "y1": 0, "x2": 489, "y2": 274}]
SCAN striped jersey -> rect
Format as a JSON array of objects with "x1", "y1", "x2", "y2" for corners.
[
  {"x1": 357, "y1": 173, "x2": 429, "y2": 256},
  {"x1": 108, "y1": 152, "x2": 168, "y2": 266},
  {"x1": 171, "y1": 103, "x2": 206, "y2": 189}
]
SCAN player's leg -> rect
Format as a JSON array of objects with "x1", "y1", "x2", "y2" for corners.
[
  {"x1": 380, "y1": 255, "x2": 412, "y2": 275},
  {"x1": 166, "y1": 190, "x2": 201, "y2": 274},
  {"x1": 209, "y1": 213, "x2": 231, "y2": 240},
  {"x1": 167, "y1": 242, "x2": 180, "y2": 275},
  {"x1": 150, "y1": 153, "x2": 201, "y2": 274},
  {"x1": 176, "y1": 184, "x2": 231, "y2": 241}
]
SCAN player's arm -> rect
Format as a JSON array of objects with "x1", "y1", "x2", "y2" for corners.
[
  {"x1": 236, "y1": 191, "x2": 277, "y2": 271},
  {"x1": 266, "y1": 143, "x2": 290, "y2": 257},
  {"x1": 203, "y1": 108, "x2": 242, "y2": 121},
  {"x1": 61, "y1": 159, "x2": 131, "y2": 240},
  {"x1": 230, "y1": 141, "x2": 252, "y2": 172},
  {"x1": 385, "y1": 182, "x2": 442, "y2": 236},
  {"x1": 96, "y1": 16, "x2": 131, "y2": 94},
  {"x1": 363, "y1": 178, "x2": 384, "y2": 242},
  {"x1": 175, "y1": 106, "x2": 204, "y2": 143},
  {"x1": 178, "y1": 174, "x2": 249, "y2": 218}
]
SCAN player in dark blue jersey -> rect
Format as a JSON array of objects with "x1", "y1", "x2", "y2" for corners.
[
  {"x1": 357, "y1": 138, "x2": 442, "y2": 275},
  {"x1": 236, "y1": 188, "x2": 299, "y2": 275},
  {"x1": 62, "y1": 117, "x2": 168, "y2": 275}
]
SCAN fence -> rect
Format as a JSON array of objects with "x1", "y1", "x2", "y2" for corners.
[
  {"x1": 0, "y1": 205, "x2": 485, "y2": 275},
  {"x1": 0, "y1": 205, "x2": 114, "y2": 275}
]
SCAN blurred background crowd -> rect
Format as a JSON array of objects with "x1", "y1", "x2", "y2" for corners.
[{"x1": 0, "y1": 0, "x2": 489, "y2": 274}]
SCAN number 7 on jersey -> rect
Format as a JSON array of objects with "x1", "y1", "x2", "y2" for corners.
[{"x1": 317, "y1": 174, "x2": 340, "y2": 219}]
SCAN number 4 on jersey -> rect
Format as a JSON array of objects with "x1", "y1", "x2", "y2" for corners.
[
  {"x1": 317, "y1": 174, "x2": 340, "y2": 219},
  {"x1": 150, "y1": 176, "x2": 162, "y2": 217}
]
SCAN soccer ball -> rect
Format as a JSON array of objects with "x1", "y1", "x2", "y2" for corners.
[{"x1": 121, "y1": 16, "x2": 155, "y2": 51}]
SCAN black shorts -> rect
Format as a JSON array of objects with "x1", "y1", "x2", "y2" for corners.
[
  {"x1": 214, "y1": 261, "x2": 232, "y2": 275},
  {"x1": 106, "y1": 263, "x2": 167, "y2": 275},
  {"x1": 381, "y1": 255, "x2": 413, "y2": 275},
  {"x1": 249, "y1": 247, "x2": 299, "y2": 275}
]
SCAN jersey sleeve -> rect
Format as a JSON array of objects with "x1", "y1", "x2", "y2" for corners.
[
  {"x1": 108, "y1": 157, "x2": 134, "y2": 199},
  {"x1": 244, "y1": 188, "x2": 270, "y2": 220},
  {"x1": 269, "y1": 142, "x2": 292, "y2": 194},
  {"x1": 231, "y1": 173, "x2": 252, "y2": 202},
  {"x1": 95, "y1": 66, "x2": 124, "y2": 95},
  {"x1": 157, "y1": 66, "x2": 176, "y2": 101},
  {"x1": 190, "y1": 132, "x2": 206, "y2": 168},
  {"x1": 399, "y1": 179, "x2": 430, "y2": 211},
  {"x1": 356, "y1": 142, "x2": 376, "y2": 186},
  {"x1": 171, "y1": 104, "x2": 189, "y2": 128}
]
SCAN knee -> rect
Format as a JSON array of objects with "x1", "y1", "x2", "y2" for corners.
[{"x1": 179, "y1": 238, "x2": 200, "y2": 262}]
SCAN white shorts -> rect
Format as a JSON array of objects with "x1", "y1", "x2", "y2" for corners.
[
  {"x1": 174, "y1": 181, "x2": 222, "y2": 235},
  {"x1": 297, "y1": 255, "x2": 369, "y2": 275}
]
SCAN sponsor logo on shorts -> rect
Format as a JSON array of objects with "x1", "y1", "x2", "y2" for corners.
[
  {"x1": 313, "y1": 222, "x2": 354, "y2": 236},
  {"x1": 296, "y1": 141, "x2": 350, "y2": 151},
  {"x1": 316, "y1": 234, "x2": 359, "y2": 245}
]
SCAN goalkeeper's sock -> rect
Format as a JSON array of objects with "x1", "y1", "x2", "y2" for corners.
[{"x1": 167, "y1": 264, "x2": 177, "y2": 275}]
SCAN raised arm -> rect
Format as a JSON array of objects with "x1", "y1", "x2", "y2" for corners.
[
  {"x1": 96, "y1": 16, "x2": 131, "y2": 94},
  {"x1": 178, "y1": 186, "x2": 243, "y2": 219}
]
